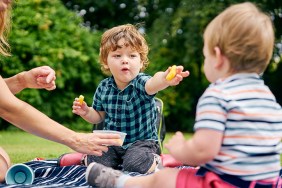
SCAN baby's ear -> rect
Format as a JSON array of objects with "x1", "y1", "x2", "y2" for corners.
[{"x1": 214, "y1": 47, "x2": 224, "y2": 68}]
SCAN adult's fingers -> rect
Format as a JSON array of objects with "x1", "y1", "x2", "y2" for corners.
[
  {"x1": 93, "y1": 133, "x2": 121, "y2": 146},
  {"x1": 36, "y1": 66, "x2": 56, "y2": 83}
]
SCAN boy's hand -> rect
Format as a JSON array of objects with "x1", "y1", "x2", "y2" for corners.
[
  {"x1": 165, "y1": 65, "x2": 189, "y2": 86},
  {"x1": 145, "y1": 65, "x2": 189, "y2": 95},
  {"x1": 166, "y1": 65, "x2": 177, "y2": 81},
  {"x1": 78, "y1": 95, "x2": 84, "y2": 105},
  {"x1": 72, "y1": 97, "x2": 89, "y2": 116}
]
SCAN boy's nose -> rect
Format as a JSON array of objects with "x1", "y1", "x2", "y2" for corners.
[{"x1": 122, "y1": 56, "x2": 129, "y2": 64}]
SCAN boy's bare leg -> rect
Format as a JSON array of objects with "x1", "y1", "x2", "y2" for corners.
[
  {"x1": 86, "y1": 162, "x2": 179, "y2": 188},
  {"x1": 146, "y1": 154, "x2": 162, "y2": 173},
  {"x1": 0, "y1": 147, "x2": 11, "y2": 182},
  {"x1": 125, "y1": 168, "x2": 179, "y2": 188}
]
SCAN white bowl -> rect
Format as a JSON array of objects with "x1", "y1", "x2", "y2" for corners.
[{"x1": 93, "y1": 130, "x2": 127, "y2": 146}]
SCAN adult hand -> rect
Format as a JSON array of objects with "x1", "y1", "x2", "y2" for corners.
[
  {"x1": 69, "y1": 132, "x2": 121, "y2": 156},
  {"x1": 22, "y1": 66, "x2": 56, "y2": 90},
  {"x1": 0, "y1": 0, "x2": 11, "y2": 12}
]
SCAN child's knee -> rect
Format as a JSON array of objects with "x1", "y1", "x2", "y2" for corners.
[
  {"x1": 0, "y1": 147, "x2": 11, "y2": 182},
  {"x1": 146, "y1": 154, "x2": 163, "y2": 173},
  {"x1": 123, "y1": 153, "x2": 159, "y2": 174},
  {"x1": 0, "y1": 171, "x2": 5, "y2": 183}
]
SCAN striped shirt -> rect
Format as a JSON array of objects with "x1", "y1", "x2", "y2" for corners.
[
  {"x1": 92, "y1": 73, "x2": 158, "y2": 148},
  {"x1": 194, "y1": 73, "x2": 282, "y2": 181}
]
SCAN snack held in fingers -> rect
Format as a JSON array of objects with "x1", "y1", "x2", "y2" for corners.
[
  {"x1": 78, "y1": 95, "x2": 84, "y2": 105},
  {"x1": 166, "y1": 65, "x2": 177, "y2": 81}
]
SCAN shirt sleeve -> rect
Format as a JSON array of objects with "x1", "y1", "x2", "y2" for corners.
[
  {"x1": 194, "y1": 85, "x2": 227, "y2": 132},
  {"x1": 92, "y1": 81, "x2": 104, "y2": 111},
  {"x1": 134, "y1": 73, "x2": 155, "y2": 100}
]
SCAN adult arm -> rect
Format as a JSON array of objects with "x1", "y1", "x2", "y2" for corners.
[
  {"x1": 0, "y1": 76, "x2": 120, "y2": 156},
  {"x1": 4, "y1": 66, "x2": 56, "y2": 94}
]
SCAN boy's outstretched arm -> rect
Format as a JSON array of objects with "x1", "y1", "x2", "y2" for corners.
[{"x1": 145, "y1": 65, "x2": 189, "y2": 95}]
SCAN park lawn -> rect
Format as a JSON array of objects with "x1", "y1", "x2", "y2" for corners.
[
  {"x1": 0, "y1": 131, "x2": 72, "y2": 164},
  {"x1": 161, "y1": 132, "x2": 193, "y2": 154},
  {"x1": 1, "y1": 131, "x2": 281, "y2": 165},
  {"x1": 1, "y1": 131, "x2": 185, "y2": 164}
]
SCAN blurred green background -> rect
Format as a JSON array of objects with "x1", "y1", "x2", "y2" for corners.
[{"x1": 0, "y1": 0, "x2": 281, "y2": 133}]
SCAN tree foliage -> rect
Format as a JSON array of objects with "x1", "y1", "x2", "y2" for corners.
[
  {"x1": 0, "y1": 0, "x2": 104, "y2": 130},
  {"x1": 61, "y1": 0, "x2": 282, "y2": 132},
  {"x1": 1, "y1": 0, "x2": 281, "y2": 132},
  {"x1": 152, "y1": 0, "x2": 282, "y2": 131}
]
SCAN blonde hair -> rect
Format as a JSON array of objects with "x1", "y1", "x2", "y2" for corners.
[
  {"x1": 0, "y1": 0, "x2": 11, "y2": 56},
  {"x1": 99, "y1": 24, "x2": 149, "y2": 75},
  {"x1": 204, "y1": 2, "x2": 274, "y2": 74}
]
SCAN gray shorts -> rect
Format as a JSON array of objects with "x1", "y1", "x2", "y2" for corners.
[{"x1": 86, "y1": 140, "x2": 161, "y2": 174}]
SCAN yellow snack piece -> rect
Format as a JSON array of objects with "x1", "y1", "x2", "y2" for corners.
[
  {"x1": 166, "y1": 65, "x2": 177, "y2": 81},
  {"x1": 115, "y1": 138, "x2": 123, "y2": 146},
  {"x1": 78, "y1": 95, "x2": 84, "y2": 105}
]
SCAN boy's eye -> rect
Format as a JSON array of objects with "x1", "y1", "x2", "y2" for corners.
[{"x1": 113, "y1": 54, "x2": 121, "y2": 58}]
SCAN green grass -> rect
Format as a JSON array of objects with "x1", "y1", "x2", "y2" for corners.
[
  {"x1": 0, "y1": 131, "x2": 72, "y2": 164},
  {"x1": 1, "y1": 131, "x2": 281, "y2": 165},
  {"x1": 1, "y1": 131, "x2": 189, "y2": 164},
  {"x1": 161, "y1": 132, "x2": 192, "y2": 154}
]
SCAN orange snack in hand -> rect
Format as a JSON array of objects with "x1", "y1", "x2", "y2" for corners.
[
  {"x1": 115, "y1": 139, "x2": 123, "y2": 146},
  {"x1": 78, "y1": 95, "x2": 84, "y2": 105},
  {"x1": 166, "y1": 65, "x2": 177, "y2": 81}
]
